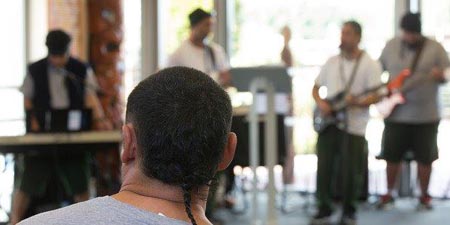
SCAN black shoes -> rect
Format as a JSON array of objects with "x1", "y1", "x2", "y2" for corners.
[{"x1": 310, "y1": 209, "x2": 333, "y2": 225}]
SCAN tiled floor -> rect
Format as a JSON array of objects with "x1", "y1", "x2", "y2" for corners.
[{"x1": 214, "y1": 192, "x2": 450, "y2": 225}]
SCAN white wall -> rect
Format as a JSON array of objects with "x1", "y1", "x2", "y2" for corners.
[{"x1": 27, "y1": 0, "x2": 48, "y2": 63}]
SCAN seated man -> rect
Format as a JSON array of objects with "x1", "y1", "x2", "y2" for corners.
[{"x1": 19, "y1": 66, "x2": 237, "y2": 225}]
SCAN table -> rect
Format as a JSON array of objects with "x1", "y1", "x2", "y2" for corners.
[
  {"x1": 0, "y1": 130, "x2": 122, "y2": 153},
  {"x1": 0, "y1": 131, "x2": 123, "y2": 221}
]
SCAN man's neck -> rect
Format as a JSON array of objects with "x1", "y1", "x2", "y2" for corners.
[
  {"x1": 189, "y1": 35, "x2": 205, "y2": 48},
  {"x1": 342, "y1": 48, "x2": 361, "y2": 60},
  {"x1": 406, "y1": 35, "x2": 425, "y2": 49},
  {"x1": 112, "y1": 168, "x2": 209, "y2": 223}
]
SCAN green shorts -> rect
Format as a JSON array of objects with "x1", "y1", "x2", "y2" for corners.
[
  {"x1": 380, "y1": 121, "x2": 439, "y2": 164},
  {"x1": 18, "y1": 152, "x2": 90, "y2": 198}
]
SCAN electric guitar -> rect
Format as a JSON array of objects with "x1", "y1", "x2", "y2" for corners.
[
  {"x1": 376, "y1": 67, "x2": 447, "y2": 117},
  {"x1": 313, "y1": 69, "x2": 411, "y2": 133}
]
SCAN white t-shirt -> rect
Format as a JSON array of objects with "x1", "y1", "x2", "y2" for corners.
[
  {"x1": 315, "y1": 52, "x2": 382, "y2": 136},
  {"x1": 166, "y1": 40, "x2": 230, "y2": 82}
]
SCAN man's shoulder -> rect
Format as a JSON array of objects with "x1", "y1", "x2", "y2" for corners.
[
  {"x1": 381, "y1": 37, "x2": 401, "y2": 52},
  {"x1": 324, "y1": 54, "x2": 340, "y2": 65},
  {"x1": 28, "y1": 58, "x2": 48, "y2": 71},
  {"x1": 18, "y1": 197, "x2": 110, "y2": 225},
  {"x1": 176, "y1": 40, "x2": 193, "y2": 51},
  {"x1": 208, "y1": 42, "x2": 226, "y2": 53},
  {"x1": 168, "y1": 40, "x2": 191, "y2": 59},
  {"x1": 18, "y1": 196, "x2": 190, "y2": 225},
  {"x1": 425, "y1": 37, "x2": 446, "y2": 50},
  {"x1": 361, "y1": 51, "x2": 378, "y2": 64},
  {"x1": 67, "y1": 56, "x2": 88, "y2": 67}
]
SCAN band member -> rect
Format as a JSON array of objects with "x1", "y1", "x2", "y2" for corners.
[
  {"x1": 281, "y1": 25, "x2": 294, "y2": 67},
  {"x1": 311, "y1": 21, "x2": 382, "y2": 224},
  {"x1": 166, "y1": 8, "x2": 231, "y2": 87},
  {"x1": 11, "y1": 30, "x2": 111, "y2": 224},
  {"x1": 377, "y1": 12, "x2": 450, "y2": 210}
]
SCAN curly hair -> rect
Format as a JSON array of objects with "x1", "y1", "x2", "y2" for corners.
[{"x1": 125, "y1": 66, "x2": 232, "y2": 224}]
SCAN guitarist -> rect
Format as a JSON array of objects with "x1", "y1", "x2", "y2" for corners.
[
  {"x1": 377, "y1": 13, "x2": 450, "y2": 210},
  {"x1": 311, "y1": 21, "x2": 382, "y2": 225}
]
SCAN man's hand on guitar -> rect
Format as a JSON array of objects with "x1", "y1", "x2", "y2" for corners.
[
  {"x1": 346, "y1": 94, "x2": 380, "y2": 108},
  {"x1": 431, "y1": 67, "x2": 445, "y2": 82},
  {"x1": 317, "y1": 100, "x2": 332, "y2": 116},
  {"x1": 345, "y1": 95, "x2": 359, "y2": 107}
]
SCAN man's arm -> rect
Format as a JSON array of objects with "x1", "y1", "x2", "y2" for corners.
[
  {"x1": 21, "y1": 74, "x2": 40, "y2": 131},
  {"x1": 84, "y1": 69, "x2": 113, "y2": 130},
  {"x1": 312, "y1": 85, "x2": 332, "y2": 115},
  {"x1": 219, "y1": 70, "x2": 232, "y2": 88},
  {"x1": 347, "y1": 61, "x2": 383, "y2": 107},
  {"x1": 85, "y1": 91, "x2": 112, "y2": 130},
  {"x1": 431, "y1": 43, "x2": 450, "y2": 83},
  {"x1": 347, "y1": 93, "x2": 381, "y2": 108},
  {"x1": 445, "y1": 67, "x2": 450, "y2": 81},
  {"x1": 213, "y1": 45, "x2": 233, "y2": 88},
  {"x1": 24, "y1": 97, "x2": 40, "y2": 132},
  {"x1": 24, "y1": 98, "x2": 33, "y2": 110}
]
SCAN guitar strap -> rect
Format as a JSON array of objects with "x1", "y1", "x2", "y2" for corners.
[
  {"x1": 205, "y1": 44, "x2": 217, "y2": 71},
  {"x1": 400, "y1": 38, "x2": 427, "y2": 92},
  {"x1": 409, "y1": 37, "x2": 426, "y2": 75},
  {"x1": 340, "y1": 51, "x2": 364, "y2": 96}
]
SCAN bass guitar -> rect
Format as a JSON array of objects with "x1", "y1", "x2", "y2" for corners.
[{"x1": 313, "y1": 69, "x2": 410, "y2": 132}]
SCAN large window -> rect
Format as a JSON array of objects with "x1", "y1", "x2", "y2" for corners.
[
  {"x1": 0, "y1": 0, "x2": 25, "y2": 218},
  {"x1": 123, "y1": 0, "x2": 142, "y2": 99},
  {"x1": 0, "y1": 1, "x2": 26, "y2": 136},
  {"x1": 422, "y1": 0, "x2": 450, "y2": 197},
  {"x1": 422, "y1": 0, "x2": 450, "y2": 52},
  {"x1": 159, "y1": 0, "x2": 213, "y2": 67},
  {"x1": 230, "y1": 0, "x2": 395, "y2": 67}
]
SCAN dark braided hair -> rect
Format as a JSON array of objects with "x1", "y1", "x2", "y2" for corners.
[
  {"x1": 181, "y1": 183, "x2": 196, "y2": 225},
  {"x1": 126, "y1": 67, "x2": 232, "y2": 224}
]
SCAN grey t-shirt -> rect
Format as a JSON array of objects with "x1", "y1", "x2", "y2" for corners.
[
  {"x1": 379, "y1": 37, "x2": 450, "y2": 123},
  {"x1": 18, "y1": 196, "x2": 190, "y2": 225}
]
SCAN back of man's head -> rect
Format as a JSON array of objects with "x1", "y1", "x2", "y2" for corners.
[
  {"x1": 401, "y1": 12, "x2": 421, "y2": 34},
  {"x1": 125, "y1": 67, "x2": 232, "y2": 223},
  {"x1": 189, "y1": 8, "x2": 212, "y2": 28},
  {"x1": 46, "y1": 29, "x2": 72, "y2": 55}
]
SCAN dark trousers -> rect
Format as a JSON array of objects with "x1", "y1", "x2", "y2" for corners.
[{"x1": 316, "y1": 126, "x2": 367, "y2": 214}]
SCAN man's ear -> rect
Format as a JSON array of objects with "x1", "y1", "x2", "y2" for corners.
[
  {"x1": 121, "y1": 124, "x2": 138, "y2": 163},
  {"x1": 217, "y1": 132, "x2": 237, "y2": 171}
]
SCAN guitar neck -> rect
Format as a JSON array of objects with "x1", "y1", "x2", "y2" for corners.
[{"x1": 329, "y1": 83, "x2": 388, "y2": 111}]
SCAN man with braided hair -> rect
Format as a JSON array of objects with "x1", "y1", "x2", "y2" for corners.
[{"x1": 19, "y1": 66, "x2": 237, "y2": 225}]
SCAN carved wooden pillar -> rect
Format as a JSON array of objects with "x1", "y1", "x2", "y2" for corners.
[{"x1": 88, "y1": 0, "x2": 123, "y2": 196}]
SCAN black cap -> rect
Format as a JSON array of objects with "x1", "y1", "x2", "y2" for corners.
[
  {"x1": 401, "y1": 12, "x2": 421, "y2": 33},
  {"x1": 46, "y1": 29, "x2": 71, "y2": 55},
  {"x1": 189, "y1": 8, "x2": 211, "y2": 27}
]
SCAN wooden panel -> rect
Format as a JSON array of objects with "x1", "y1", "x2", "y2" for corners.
[{"x1": 48, "y1": 0, "x2": 88, "y2": 61}]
